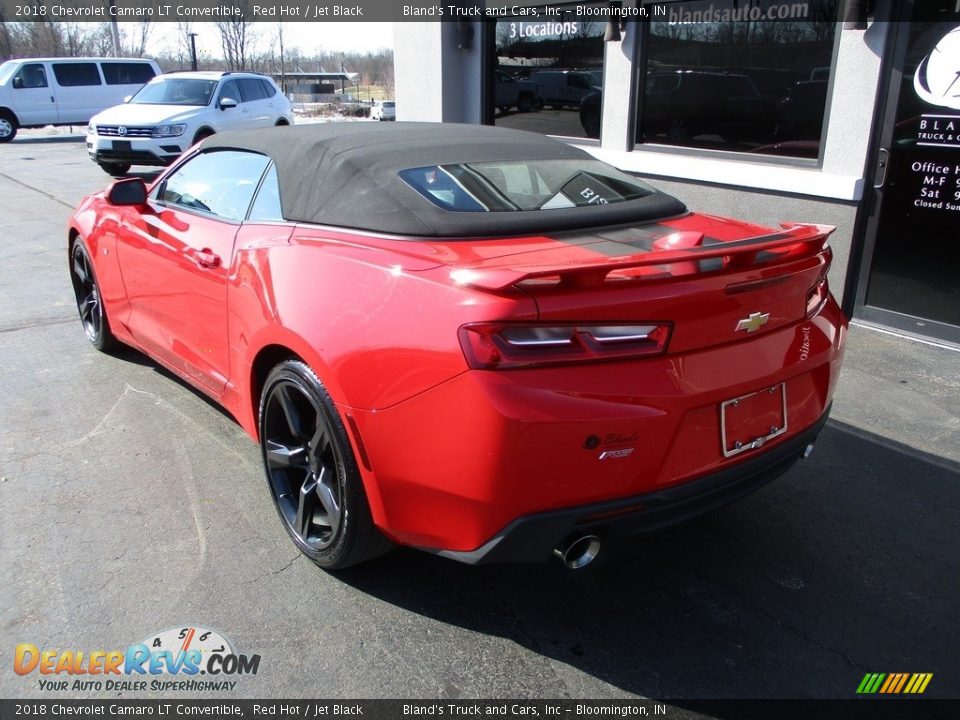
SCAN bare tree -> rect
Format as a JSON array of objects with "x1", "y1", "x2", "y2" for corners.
[
  {"x1": 121, "y1": 20, "x2": 151, "y2": 57},
  {"x1": 0, "y1": 10, "x2": 15, "y2": 60},
  {"x1": 276, "y1": 22, "x2": 286, "y2": 93},
  {"x1": 216, "y1": 6, "x2": 255, "y2": 71}
]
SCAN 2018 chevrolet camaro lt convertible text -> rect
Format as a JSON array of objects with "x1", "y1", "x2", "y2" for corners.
[{"x1": 68, "y1": 123, "x2": 846, "y2": 570}]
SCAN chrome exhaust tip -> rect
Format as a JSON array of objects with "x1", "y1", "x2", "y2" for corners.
[
  {"x1": 553, "y1": 535, "x2": 602, "y2": 570},
  {"x1": 801, "y1": 443, "x2": 815, "y2": 460}
]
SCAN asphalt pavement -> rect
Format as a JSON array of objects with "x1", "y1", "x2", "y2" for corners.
[{"x1": 1, "y1": 129, "x2": 958, "y2": 703}]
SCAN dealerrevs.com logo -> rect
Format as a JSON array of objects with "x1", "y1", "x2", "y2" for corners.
[{"x1": 14, "y1": 626, "x2": 260, "y2": 692}]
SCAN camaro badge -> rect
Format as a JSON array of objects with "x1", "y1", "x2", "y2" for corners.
[{"x1": 736, "y1": 312, "x2": 770, "y2": 333}]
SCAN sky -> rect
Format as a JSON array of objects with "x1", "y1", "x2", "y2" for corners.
[{"x1": 148, "y1": 22, "x2": 394, "y2": 61}]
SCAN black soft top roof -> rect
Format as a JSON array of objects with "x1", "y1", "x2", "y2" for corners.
[{"x1": 205, "y1": 122, "x2": 687, "y2": 237}]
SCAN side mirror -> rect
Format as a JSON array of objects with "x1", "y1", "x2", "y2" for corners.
[
  {"x1": 107, "y1": 177, "x2": 148, "y2": 206},
  {"x1": 219, "y1": 97, "x2": 238, "y2": 111},
  {"x1": 12, "y1": 77, "x2": 23, "y2": 89}
]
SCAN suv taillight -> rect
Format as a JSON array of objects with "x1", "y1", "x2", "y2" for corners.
[{"x1": 459, "y1": 322, "x2": 672, "y2": 370}]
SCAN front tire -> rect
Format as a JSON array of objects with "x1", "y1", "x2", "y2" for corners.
[
  {"x1": 192, "y1": 128, "x2": 214, "y2": 146},
  {"x1": 0, "y1": 111, "x2": 18, "y2": 143},
  {"x1": 259, "y1": 360, "x2": 391, "y2": 570},
  {"x1": 69, "y1": 239, "x2": 117, "y2": 351},
  {"x1": 97, "y1": 162, "x2": 131, "y2": 177}
]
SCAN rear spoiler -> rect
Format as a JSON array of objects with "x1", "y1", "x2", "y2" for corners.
[{"x1": 451, "y1": 222, "x2": 835, "y2": 291}]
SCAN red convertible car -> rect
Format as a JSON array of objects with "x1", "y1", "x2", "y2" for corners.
[{"x1": 68, "y1": 123, "x2": 846, "y2": 570}]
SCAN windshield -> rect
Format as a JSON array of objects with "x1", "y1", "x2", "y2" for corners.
[
  {"x1": 130, "y1": 77, "x2": 217, "y2": 106},
  {"x1": 400, "y1": 159, "x2": 655, "y2": 212},
  {"x1": 0, "y1": 61, "x2": 19, "y2": 86}
]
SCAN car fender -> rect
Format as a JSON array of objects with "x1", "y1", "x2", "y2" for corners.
[
  {"x1": 229, "y1": 235, "x2": 535, "y2": 414},
  {"x1": 69, "y1": 198, "x2": 132, "y2": 332}
]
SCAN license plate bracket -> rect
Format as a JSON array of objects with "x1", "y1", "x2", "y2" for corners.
[
  {"x1": 112, "y1": 140, "x2": 131, "y2": 151},
  {"x1": 720, "y1": 383, "x2": 787, "y2": 458}
]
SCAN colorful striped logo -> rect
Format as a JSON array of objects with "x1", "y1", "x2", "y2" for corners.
[{"x1": 857, "y1": 673, "x2": 933, "y2": 694}]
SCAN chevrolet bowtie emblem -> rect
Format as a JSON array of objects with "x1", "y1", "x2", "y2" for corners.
[{"x1": 735, "y1": 312, "x2": 770, "y2": 333}]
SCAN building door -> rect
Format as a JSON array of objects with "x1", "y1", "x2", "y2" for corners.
[{"x1": 854, "y1": 1, "x2": 960, "y2": 346}]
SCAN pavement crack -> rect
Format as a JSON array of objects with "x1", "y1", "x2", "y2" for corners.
[
  {"x1": 0, "y1": 315, "x2": 77, "y2": 334},
  {"x1": 730, "y1": 585, "x2": 869, "y2": 673},
  {"x1": 272, "y1": 555, "x2": 300, "y2": 575},
  {"x1": 246, "y1": 554, "x2": 300, "y2": 586},
  {"x1": 0, "y1": 170, "x2": 74, "y2": 209}
]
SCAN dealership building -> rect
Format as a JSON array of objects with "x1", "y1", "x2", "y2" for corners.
[{"x1": 395, "y1": 0, "x2": 960, "y2": 347}]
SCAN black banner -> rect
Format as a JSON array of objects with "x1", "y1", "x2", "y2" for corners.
[
  {"x1": 1, "y1": 700, "x2": 958, "y2": 720},
  {"x1": 0, "y1": 1, "x2": 687, "y2": 23}
]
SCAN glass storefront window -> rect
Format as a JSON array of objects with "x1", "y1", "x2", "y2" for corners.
[
  {"x1": 491, "y1": 3, "x2": 605, "y2": 139},
  {"x1": 634, "y1": 0, "x2": 840, "y2": 159}
]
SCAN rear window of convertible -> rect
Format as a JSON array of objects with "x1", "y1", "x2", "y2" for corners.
[{"x1": 399, "y1": 160, "x2": 655, "y2": 212}]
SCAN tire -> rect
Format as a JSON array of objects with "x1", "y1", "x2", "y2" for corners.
[
  {"x1": 517, "y1": 93, "x2": 535, "y2": 113},
  {"x1": 98, "y1": 162, "x2": 131, "y2": 177},
  {"x1": 0, "y1": 111, "x2": 17, "y2": 143},
  {"x1": 69, "y1": 239, "x2": 118, "y2": 352},
  {"x1": 192, "y1": 128, "x2": 214, "y2": 146},
  {"x1": 275, "y1": 119, "x2": 290, "y2": 127},
  {"x1": 581, "y1": 108, "x2": 601, "y2": 139},
  {"x1": 259, "y1": 360, "x2": 392, "y2": 570}
]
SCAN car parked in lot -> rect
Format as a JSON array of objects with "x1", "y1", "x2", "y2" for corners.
[
  {"x1": 494, "y1": 70, "x2": 541, "y2": 113},
  {"x1": 0, "y1": 57, "x2": 159, "y2": 143},
  {"x1": 68, "y1": 123, "x2": 846, "y2": 570},
  {"x1": 529, "y1": 69, "x2": 598, "y2": 109},
  {"x1": 370, "y1": 100, "x2": 395, "y2": 121},
  {"x1": 86, "y1": 70, "x2": 293, "y2": 176}
]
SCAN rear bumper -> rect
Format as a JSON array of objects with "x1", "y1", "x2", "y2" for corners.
[
  {"x1": 434, "y1": 407, "x2": 830, "y2": 564},
  {"x1": 348, "y1": 298, "x2": 846, "y2": 558}
]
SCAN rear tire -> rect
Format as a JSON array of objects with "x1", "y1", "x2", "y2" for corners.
[
  {"x1": 259, "y1": 360, "x2": 392, "y2": 570},
  {"x1": 98, "y1": 162, "x2": 131, "y2": 177},
  {"x1": 0, "y1": 111, "x2": 17, "y2": 143},
  {"x1": 581, "y1": 108, "x2": 601, "y2": 139},
  {"x1": 517, "y1": 94, "x2": 535, "y2": 113}
]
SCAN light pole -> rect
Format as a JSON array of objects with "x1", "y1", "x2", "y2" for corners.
[{"x1": 189, "y1": 33, "x2": 198, "y2": 72}]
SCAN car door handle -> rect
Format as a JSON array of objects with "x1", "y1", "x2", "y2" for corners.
[{"x1": 192, "y1": 248, "x2": 221, "y2": 268}]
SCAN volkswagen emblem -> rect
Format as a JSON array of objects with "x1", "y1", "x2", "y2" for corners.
[
  {"x1": 118, "y1": 126, "x2": 128, "y2": 136},
  {"x1": 735, "y1": 312, "x2": 770, "y2": 333}
]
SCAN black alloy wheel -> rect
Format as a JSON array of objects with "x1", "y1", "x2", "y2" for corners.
[
  {"x1": 69, "y1": 240, "x2": 116, "y2": 351},
  {"x1": 259, "y1": 360, "x2": 391, "y2": 569}
]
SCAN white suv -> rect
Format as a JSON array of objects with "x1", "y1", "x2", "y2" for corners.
[
  {"x1": 87, "y1": 71, "x2": 294, "y2": 176},
  {"x1": 370, "y1": 100, "x2": 395, "y2": 121}
]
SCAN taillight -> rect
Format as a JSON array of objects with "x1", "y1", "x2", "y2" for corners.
[
  {"x1": 458, "y1": 322, "x2": 672, "y2": 370},
  {"x1": 806, "y1": 269, "x2": 829, "y2": 317}
]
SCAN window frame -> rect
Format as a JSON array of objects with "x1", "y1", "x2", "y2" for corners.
[
  {"x1": 13, "y1": 62, "x2": 48, "y2": 89},
  {"x1": 51, "y1": 62, "x2": 103, "y2": 88},
  {"x1": 484, "y1": 1, "x2": 607, "y2": 145},
  {"x1": 151, "y1": 149, "x2": 274, "y2": 224},
  {"x1": 245, "y1": 162, "x2": 287, "y2": 224},
  {"x1": 628, "y1": 2, "x2": 844, "y2": 168},
  {"x1": 100, "y1": 61, "x2": 156, "y2": 86},
  {"x1": 217, "y1": 78, "x2": 243, "y2": 105}
]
